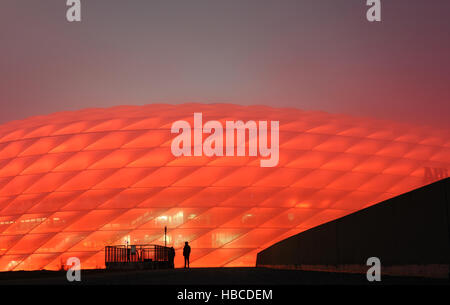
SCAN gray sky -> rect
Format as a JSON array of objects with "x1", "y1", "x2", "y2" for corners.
[{"x1": 1, "y1": 0, "x2": 449, "y2": 128}]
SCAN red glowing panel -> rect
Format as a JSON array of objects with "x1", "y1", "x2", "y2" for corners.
[
  {"x1": 20, "y1": 153, "x2": 72, "y2": 175},
  {"x1": 0, "y1": 103, "x2": 448, "y2": 271},
  {"x1": 29, "y1": 211, "x2": 85, "y2": 233},
  {"x1": 0, "y1": 156, "x2": 39, "y2": 177},
  {"x1": 27, "y1": 191, "x2": 84, "y2": 213},
  {"x1": 0, "y1": 139, "x2": 35, "y2": 160},
  {"x1": 59, "y1": 189, "x2": 122, "y2": 211},
  {"x1": 49, "y1": 133, "x2": 104, "y2": 153},
  {"x1": 35, "y1": 232, "x2": 95, "y2": 253},
  {"x1": 180, "y1": 207, "x2": 246, "y2": 228},
  {"x1": 18, "y1": 136, "x2": 66, "y2": 157},
  {"x1": 2, "y1": 213, "x2": 49, "y2": 235},
  {"x1": 7, "y1": 233, "x2": 52, "y2": 255},
  {"x1": 137, "y1": 187, "x2": 201, "y2": 208},
  {"x1": 1, "y1": 193, "x2": 47, "y2": 215},
  {"x1": 100, "y1": 208, "x2": 169, "y2": 230}
]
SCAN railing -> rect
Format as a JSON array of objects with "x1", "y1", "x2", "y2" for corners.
[{"x1": 105, "y1": 244, "x2": 169, "y2": 264}]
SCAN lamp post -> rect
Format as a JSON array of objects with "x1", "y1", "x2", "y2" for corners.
[{"x1": 164, "y1": 226, "x2": 167, "y2": 247}]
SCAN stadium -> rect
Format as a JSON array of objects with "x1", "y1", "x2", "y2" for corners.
[{"x1": 0, "y1": 103, "x2": 448, "y2": 271}]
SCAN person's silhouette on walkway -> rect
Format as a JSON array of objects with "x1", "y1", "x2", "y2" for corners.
[
  {"x1": 168, "y1": 246, "x2": 175, "y2": 269},
  {"x1": 183, "y1": 241, "x2": 191, "y2": 269}
]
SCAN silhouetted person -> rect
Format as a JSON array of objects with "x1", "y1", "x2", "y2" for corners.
[
  {"x1": 168, "y1": 246, "x2": 175, "y2": 269},
  {"x1": 183, "y1": 241, "x2": 191, "y2": 268}
]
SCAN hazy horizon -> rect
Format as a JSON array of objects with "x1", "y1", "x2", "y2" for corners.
[{"x1": 1, "y1": 0, "x2": 449, "y2": 129}]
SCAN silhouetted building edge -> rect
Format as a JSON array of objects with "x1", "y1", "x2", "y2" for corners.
[{"x1": 256, "y1": 178, "x2": 450, "y2": 279}]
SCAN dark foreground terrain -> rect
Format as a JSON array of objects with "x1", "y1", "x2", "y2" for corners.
[{"x1": 0, "y1": 267, "x2": 448, "y2": 285}]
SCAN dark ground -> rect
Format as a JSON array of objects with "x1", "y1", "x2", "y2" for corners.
[{"x1": 0, "y1": 267, "x2": 448, "y2": 285}]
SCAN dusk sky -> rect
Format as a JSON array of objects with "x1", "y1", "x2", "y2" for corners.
[{"x1": 1, "y1": 0, "x2": 449, "y2": 128}]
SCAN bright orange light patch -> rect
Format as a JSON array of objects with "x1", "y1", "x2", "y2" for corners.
[{"x1": 0, "y1": 104, "x2": 448, "y2": 271}]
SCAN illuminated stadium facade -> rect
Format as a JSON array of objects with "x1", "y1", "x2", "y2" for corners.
[{"x1": 0, "y1": 103, "x2": 449, "y2": 271}]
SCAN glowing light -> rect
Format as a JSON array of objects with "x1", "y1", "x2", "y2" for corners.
[{"x1": 0, "y1": 104, "x2": 448, "y2": 271}]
